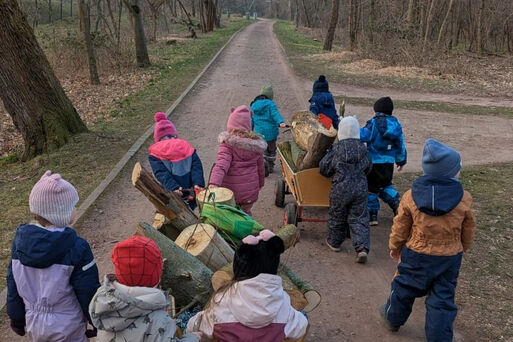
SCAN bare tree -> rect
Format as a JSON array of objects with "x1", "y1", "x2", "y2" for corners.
[
  {"x1": 437, "y1": 0, "x2": 454, "y2": 47},
  {"x1": 146, "y1": 0, "x2": 165, "y2": 41},
  {"x1": 0, "y1": 0, "x2": 87, "y2": 159},
  {"x1": 323, "y1": 0, "x2": 339, "y2": 51},
  {"x1": 123, "y1": 0, "x2": 151, "y2": 66},
  {"x1": 79, "y1": 0, "x2": 100, "y2": 84}
]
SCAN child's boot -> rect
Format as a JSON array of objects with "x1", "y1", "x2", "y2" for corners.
[
  {"x1": 356, "y1": 248, "x2": 368, "y2": 264},
  {"x1": 369, "y1": 211, "x2": 378, "y2": 226},
  {"x1": 379, "y1": 305, "x2": 399, "y2": 332},
  {"x1": 325, "y1": 238, "x2": 341, "y2": 252}
]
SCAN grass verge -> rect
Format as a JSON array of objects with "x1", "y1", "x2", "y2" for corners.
[
  {"x1": 394, "y1": 164, "x2": 513, "y2": 340},
  {"x1": 337, "y1": 96, "x2": 513, "y2": 119},
  {"x1": 274, "y1": 20, "x2": 513, "y2": 97},
  {"x1": 0, "y1": 17, "x2": 251, "y2": 287}
]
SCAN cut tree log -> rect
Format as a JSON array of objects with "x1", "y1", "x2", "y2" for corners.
[
  {"x1": 175, "y1": 223, "x2": 234, "y2": 271},
  {"x1": 152, "y1": 213, "x2": 182, "y2": 241},
  {"x1": 280, "y1": 264, "x2": 321, "y2": 312},
  {"x1": 290, "y1": 111, "x2": 337, "y2": 170},
  {"x1": 135, "y1": 222, "x2": 213, "y2": 307},
  {"x1": 132, "y1": 162, "x2": 200, "y2": 231},
  {"x1": 196, "y1": 187, "x2": 235, "y2": 209}
]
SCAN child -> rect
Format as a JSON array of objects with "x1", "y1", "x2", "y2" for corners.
[
  {"x1": 250, "y1": 85, "x2": 286, "y2": 175},
  {"x1": 380, "y1": 139, "x2": 476, "y2": 342},
  {"x1": 319, "y1": 116, "x2": 372, "y2": 263},
  {"x1": 360, "y1": 97, "x2": 407, "y2": 225},
  {"x1": 7, "y1": 170, "x2": 100, "y2": 341},
  {"x1": 209, "y1": 105, "x2": 266, "y2": 216},
  {"x1": 149, "y1": 112, "x2": 205, "y2": 210},
  {"x1": 89, "y1": 236, "x2": 201, "y2": 342},
  {"x1": 187, "y1": 230, "x2": 308, "y2": 341},
  {"x1": 309, "y1": 75, "x2": 339, "y2": 129}
]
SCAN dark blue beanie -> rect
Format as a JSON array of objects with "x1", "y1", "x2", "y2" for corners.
[
  {"x1": 422, "y1": 138, "x2": 462, "y2": 178},
  {"x1": 313, "y1": 75, "x2": 329, "y2": 93},
  {"x1": 374, "y1": 97, "x2": 394, "y2": 115}
]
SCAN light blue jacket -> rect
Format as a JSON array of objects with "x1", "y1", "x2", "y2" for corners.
[
  {"x1": 251, "y1": 99, "x2": 284, "y2": 142},
  {"x1": 360, "y1": 113, "x2": 407, "y2": 165}
]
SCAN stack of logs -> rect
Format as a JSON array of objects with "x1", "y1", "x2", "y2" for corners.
[{"x1": 131, "y1": 162, "x2": 321, "y2": 312}]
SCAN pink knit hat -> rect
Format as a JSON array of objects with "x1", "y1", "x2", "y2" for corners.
[
  {"x1": 153, "y1": 112, "x2": 178, "y2": 142},
  {"x1": 29, "y1": 170, "x2": 79, "y2": 227},
  {"x1": 227, "y1": 105, "x2": 252, "y2": 131}
]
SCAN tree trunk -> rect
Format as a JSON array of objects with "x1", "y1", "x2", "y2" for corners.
[
  {"x1": 202, "y1": 0, "x2": 216, "y2": 32},
  {"x1": 79, "y1": 0, "x2": 100, "y2": 84},
  {"x1": 437, "y1": 0, "x2": 454, "y2": 47},
  {"x1": 0, "y1": 0, "x2": 87, "y2": 160},
  {"x1": 176, "y1": 0, "x2": 197, "y2": 38},
  {"x1": 323, "y1": 0, "x2": 339, "y2": 51},
  {"x1": 294, "y1": 0, "x2": 299, "y2": 28},
  {"x1": 60, "y1": 0, "x2": 62, "y2": 19},
  {"x1": 406, "y1": 0, "x2": 415, "y2": 28},
  {"x1": 348, "y1": 0, "x2": 357, "y2": 50},
  {"x1": 175, "y1": 223, "x2": 235, "y2": 271},
  {"x1": 476, "y1": 0, "x2": 485, "y2": 53},
  {"x1": 300, "y1": 0, "x2": 310, "y2": 27},
  {"x1": 422, "y1": 0, "x2": 436, "y2": 53},
  {"x1": 48, "y1": 0, "x2": 52, "y2": 23},
  {"x1": 123, "y1": 0, "x2": 150, "y2": 67},
  {"x1": 136, "y1": 222, "x2": 213, "y2": 307},
  {"x1": 280, "y1": 264, "x2": 321, "y2": 312},
  {"x1": 132, "y1": 162, "x2": 201, "y2": 231},
  {"x1": 191, "y1": 0, "x2": 195, "y2": 17}
]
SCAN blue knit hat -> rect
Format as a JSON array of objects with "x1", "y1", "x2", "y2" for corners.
[
  {"x1": 313, "y1": 75, "x2": 329, "y2": 93},
  {"x1": 422, "y1": 138, "x2": 462, "y2": 178}
]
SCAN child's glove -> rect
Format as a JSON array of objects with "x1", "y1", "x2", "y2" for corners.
[
  {"x1": 318, "y1": 114, "x2": 333, "y2": 129},
  {"x1": 10, "y1": 319, "x2": 25, "y2": 336},
  {"x1": 85, "y1": 326, "x2": 98, "y2": 338}
]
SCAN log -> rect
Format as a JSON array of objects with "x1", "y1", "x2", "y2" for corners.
[
  {"x1": 175, "y1": 223, "x2": 234, "y2": 271},
  {"x1": 280, "y1": 264, "x2": 321, "y2": 312},
  {"x1": 132, "y1": 162, "x2": 200, "y2": 231},
  {"x1": 196, "y1": 187, "x2": 235, "y2": 209},
  {"x1": 290, "y1": 111, "x2": 337, "y2": 170},
  {"x1": 135, "y1": 222, "x2": 213, "y2": 307},
  {"x1": 152, "y1": 213, "x2": 182, "y2": 241}
]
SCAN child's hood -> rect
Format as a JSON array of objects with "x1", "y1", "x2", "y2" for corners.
[
  {"x1": 373, "y1": 114, "x2": 403, "y2": 141},
  {"x1": 149, "y1": 138, "x2": 195, "y2": 162},
  {"x1": 218, "y1": 131, "x2": 267, "y2": 154},
  {"x1": 13, "y1": 224, "x2": 76, "y2": 268},
  {"x1": 250, "y1": 99, "x2": 273, "y2": 115},
  {"x1": 90, "y1": 275, "x2": 169, "y2": 332},
  {"x1": 224, "y1": 273, "x2": 286, "y2": 328},
  {"x1": 412, "y1": 176, "x2": 464, "y2": 216}
]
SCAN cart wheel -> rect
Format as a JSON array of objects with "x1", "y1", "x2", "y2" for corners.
[
  {"x1": 274, "y1": 179, "x2": 286, "y2": 208},
  {"x1": 284, "y1": 203, "x2": 298, "y2": 226}
]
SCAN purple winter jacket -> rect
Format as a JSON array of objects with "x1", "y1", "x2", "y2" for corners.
[{"x1": 210, "y1": 131, "x2": 267, "y2": 205}]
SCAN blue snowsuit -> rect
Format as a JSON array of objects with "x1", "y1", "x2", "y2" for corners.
[
  {"x1": 250, "y1": 97, "x2": 284, "y2": 142},
  {"x1": 319, "y1": 139, "x2": 372, "y2": 251},
  {"x1": 383, "y1": 176, "x2": 475, "y2": 342},
  {"x1": 360, "y1": 113, "x2": 407, "y2": 213},
  {"x1": 309, "y1": 92, "x2": 339, "y2": 129}
]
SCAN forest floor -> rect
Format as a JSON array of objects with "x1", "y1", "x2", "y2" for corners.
[{"x1": 0, "y1": 19, "x2": 512, "y2": 341}]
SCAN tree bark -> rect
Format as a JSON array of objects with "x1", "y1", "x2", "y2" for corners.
[
  {"x1": 202, "y1": 0, "x2": 216, "y2": 32},
  {"x1": 136, "y1": 222, "x2": 213, "y2": 307},
  {"x1": 300, "y1": 0, "x2": 310, "y2": 27},
  {"x1": 79, "y1": 0, "x2": 100, "y2": 84},
  {"x1": 437, "y1": 0, "x2": 454, "y2": 47},
  {"x1": 323, "y1": 0, "x2": 339, "y2": 51},
  {"x1": 422, "y1": 0, "x2": 436, "y2": 53},
  {"x1": 123, "y1": 0, "x2": 151, "y2": 67},
  {"x1": 0, "y1": 0, "x2": 87, "y2": 160},
  {"x1": 132, "y1": 162, "x2": 201, "y2": 231},
  {"x1": 476, "y1": 0, "x2": 485, "y2": 53},
  {"x1": 406, "y1": 0, "x2": 415, "y2": 29}
]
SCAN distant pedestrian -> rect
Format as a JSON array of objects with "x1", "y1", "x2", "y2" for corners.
[
  {"x1": 149, "y1": 112, "x2": 205, "y2": 210},
  {"x1": 360, "y1": 97, "x2": 407, "y2": 225},
  {"x1": 320, "y1": 116, "x2": 372, "y2": 263},
  {"x1": 250, "y1": 85, "x2": 286, "y2": 176},
  {"x1": 380, "y1": 139, "x2": 476, "y2": 342},
  {"x1": 89, "y1": 236, "x2": 201, "y2": 342},
  {"x1": 309, "y1": 75, "x2": 339, "y2": 129},
  {"x1": 209, "y1": 105, "x2": 267, "y2": 216},
  {"x1": 7, "y1": 171, "x2": 100, "y2": 341}
]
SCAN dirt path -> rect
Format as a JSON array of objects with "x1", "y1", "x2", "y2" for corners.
[
  {"x1": 3, "y1": 20, "x2": 511, "y2": 341},
  {"x1": 312, "y1": 80, "x2": 513, "y2": 108}
]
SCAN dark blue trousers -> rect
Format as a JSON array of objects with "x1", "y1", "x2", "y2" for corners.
[{"x1": 383, "y1": 247, "x2": 463, "y2": 342}]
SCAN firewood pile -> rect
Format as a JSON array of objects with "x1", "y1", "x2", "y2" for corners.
[{"x1": 131, "y1": 162, "x2": 321, "y2": 314}]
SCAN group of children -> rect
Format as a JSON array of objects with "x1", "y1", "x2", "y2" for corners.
[{"x1": 6, "y1": 76, "x2": 476, "y2": 342}]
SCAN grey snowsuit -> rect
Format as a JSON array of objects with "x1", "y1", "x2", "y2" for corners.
[{"x1": 319, "y1": 138, "x2": 372, "y2": 251}]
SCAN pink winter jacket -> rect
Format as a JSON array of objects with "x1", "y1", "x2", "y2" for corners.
[{"x1": 210, "y1": 131, "x2": 266, "y2": 205}]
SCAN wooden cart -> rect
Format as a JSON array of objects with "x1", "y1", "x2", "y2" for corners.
[{"x1": 274, "y1": 142, "x2": 332, "y2": 226}]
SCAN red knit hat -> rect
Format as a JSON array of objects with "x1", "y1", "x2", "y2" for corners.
[
  {"x1": 111, "y1": 236, "x2": 163, "y2": 287},
  {"x1": 153, "y1": 112, "x2": 178, "y2": 142}
]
